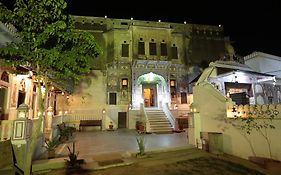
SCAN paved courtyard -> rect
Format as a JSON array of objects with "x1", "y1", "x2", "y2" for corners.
[
  {"x1": 56, "y1": 129, "x2": 190, "y2": 158},
  {"x1": 33, "y1": 129, "x2": 275, "y2": 175}
]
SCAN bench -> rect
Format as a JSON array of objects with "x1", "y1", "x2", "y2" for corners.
[
  {"x1": 79, "y1": 120, "x2": 102, "y2": 131},
  {"x1": 0, "y1": 140, "x2": 24, "y2": 175}
]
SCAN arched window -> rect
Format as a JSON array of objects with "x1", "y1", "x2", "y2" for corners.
[{"x1": 1, "y1": 71, "x2": 9, "y2": 83}]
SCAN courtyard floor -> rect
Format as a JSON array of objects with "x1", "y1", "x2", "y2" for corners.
[{"x1": 33, "y1": 129, "x2": 275, "y2": 175}]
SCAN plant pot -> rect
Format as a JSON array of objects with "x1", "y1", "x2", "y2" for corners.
[{"x1": 48, "y1": 150, "x2": 56, "y2": 159}]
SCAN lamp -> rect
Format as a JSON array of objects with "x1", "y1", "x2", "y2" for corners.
[
  {"x1": 102, "y1": 108, "x2": 106, "y2": 114},
  {"x1": 17, "y1": 103, "x2": 29, "y2": 119}
]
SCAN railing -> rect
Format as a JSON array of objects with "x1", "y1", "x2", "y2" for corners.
[
  {"x1": 163, "y1": 103, "x2": 176, "y2": 130},
  {"x1": 227, "y1": 103, "x2": 281, "y2": 119},
  {"x1": 52, "y1": 114, "x2": 102, "y2": 127},
  {"x1": 0, "y1": 120, "x2": 13, "y2": 141},
  {"x1": 140, "y1": 103, "x2": 150, "y2": 133}
]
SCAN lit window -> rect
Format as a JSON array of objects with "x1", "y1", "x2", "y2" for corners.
[
  {"x1": 122, "y1": 78, "x2": 128, "y2": 87},
  {"x1": 170, "y1": 80, "x2": 175, "y2": 87}
]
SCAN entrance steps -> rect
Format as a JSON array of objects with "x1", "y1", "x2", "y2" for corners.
[{"x1": 145, "y1": 108, "x2": 173, "y2": 133}]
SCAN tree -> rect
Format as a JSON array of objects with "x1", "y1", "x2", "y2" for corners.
[
  {"x1": 0, "y1": 0, "x2": 101, "y2": 174},
  {"x1": 232, "y1": 105, "x2": 277, "y2": 159}
]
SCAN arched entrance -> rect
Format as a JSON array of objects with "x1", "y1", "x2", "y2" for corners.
[{"x1": 133, "y1": 72, "x2": 169, "y2": 108}]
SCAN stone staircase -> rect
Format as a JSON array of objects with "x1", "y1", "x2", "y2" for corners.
[{"x1": 145, "y1": 108, "x2": 173, "y2": 133}]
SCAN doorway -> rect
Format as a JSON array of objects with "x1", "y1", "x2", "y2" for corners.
[
  {"x1": 118, "y1": 112, "x2": 127, "y2": 128},
  {"x1": 143, "y1": 84, "x2": 157, "y2": 107}
]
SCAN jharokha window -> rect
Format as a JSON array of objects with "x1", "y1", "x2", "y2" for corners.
[
  {"x1": 160, "y1": 43, "x2": 167, "y2": 56},
  {"x1": 171, "y1": 45, "x2": 178, "y2": 59},
  {"x1": 149, "y1": 42, "x2": 157, "y2": 55},
  {"x1": 138, "y1": 41, "x2": 145, "y2": 55},
  {"x1": 122, "y1": 42, "x2": 129, "y2": 57}
]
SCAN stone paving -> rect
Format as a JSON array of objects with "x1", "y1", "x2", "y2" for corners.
[
  {"x1": 32, "y1": 129, "x2": 276, "y2": 175},
  {"x1": 57, "y1": 129, "x2": 190, "y2": 158}
]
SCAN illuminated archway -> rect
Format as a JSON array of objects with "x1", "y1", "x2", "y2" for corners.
[{"x1": 132, "y1": 72, "x2": 169, "y2": 108}]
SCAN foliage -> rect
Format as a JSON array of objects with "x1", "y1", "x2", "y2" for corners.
[
  {"x1": 66, "y1": 142, "x2": 81, "y2": 168},
  {"x1": 0, "y1": 0, "x2": 102, "y2": 86},
  {"x1": 0, "y1": 1, "x2": 100, "y2": 174},
  {"x1": 233, "y1": 105, "x2": 277, "y2": 159},
  {"x1": 58, "y1": 122, "x2": 75, "y2": 142},
  {"x1": 44, "y1": 137, "x2": 59, "y2": 151},
  {"x1": 136, "y1": 135, "x2": 145, "y2": 156}
]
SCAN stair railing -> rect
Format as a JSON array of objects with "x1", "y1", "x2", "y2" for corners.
[
  {"x1": 163, "y1": 103, "x2": 176, "y2": 130},
  {"x1": 140, "y1": 103, "x2": 150, "y2": 133}
]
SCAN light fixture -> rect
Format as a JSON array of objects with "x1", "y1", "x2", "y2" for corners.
[
  {"x1": 105, "y1": 15, "x2": 107, "y2": 18},
  {"x1": 158, "y1": 20, "x2": 161, "y2": 22},
  {"x1": 102, "y1": 108, "x2": 106, "y2": 114},
  {"x1": 131, "y1": 17, "x2": 133, "y2": 20},
  {"x1": 184, "y1": 21, "x2": 187, "y2": 24},
  {"x1": 218, "y1": 24, "x2": 221, "y2": 27}
]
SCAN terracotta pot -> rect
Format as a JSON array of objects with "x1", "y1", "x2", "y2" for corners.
[
  {"x1": 48, "y1": 150, "x2": 56, "y2": 159},
  {"x1": 109, "y1": 125, "x2": 113, "y2": 130}
]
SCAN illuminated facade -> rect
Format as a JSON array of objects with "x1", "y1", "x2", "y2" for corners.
[
  {"x1": 55, "y1": 16, "x2": 233, "y2": 130},
  {"x1": 0, "y1": 16, "x2": 235, "y2": 132}
]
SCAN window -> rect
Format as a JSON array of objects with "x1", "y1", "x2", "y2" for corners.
[
  {"x1": 171, "y1": 46, "x2": 178, "y2": 59},
  {"x1": 160, "y1": 43, "x2": 167, "y2": 56},
  {"x1": 138, "y1": 42, "x2": 145, "y2": 55},
  {"x1": 149, "y1": 42, "x2": 157, "y2": 55},
  {"x1": 109, "y1": 92, "x2": 117, "y2": 105},
  {"x1": 170, "y1": 80, "x2": 176, "y2": 87},
  {"x1": 122, "y1": 78, "x2": 128, "y2": 88},
  {"x1": 1, "y1": 71, "x2": 9, "y2": 82},
  {"x1": 122, "y1": 43, "x2": 129, "y2": 57},
  {"x1": 181, "y1": 92, "x2": 187, "y2": 104}
]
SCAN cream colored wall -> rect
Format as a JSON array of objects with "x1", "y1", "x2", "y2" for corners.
[
  {"x1": 193, "y1": 83, "x2": 281, "y2": 161},
  {"x1": 56, "y1": 70, "x2": 107, "y2": 117}
]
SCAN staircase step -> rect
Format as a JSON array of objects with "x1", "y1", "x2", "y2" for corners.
[{"x1": 145, "y1": 108, "x2": 174, "y2": 134}]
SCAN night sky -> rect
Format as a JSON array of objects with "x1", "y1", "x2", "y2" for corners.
[{"x1": 2, "y1": 0, "x2": 281, "y2": 57}]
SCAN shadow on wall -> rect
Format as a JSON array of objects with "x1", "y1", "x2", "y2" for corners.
[{"x1": 222, "y1": 134, "x2": 232, "y2": 155}]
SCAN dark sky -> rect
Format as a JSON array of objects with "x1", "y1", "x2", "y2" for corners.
[{"x1": 2, "y1": 0, "x2": 281, "y2": 57}]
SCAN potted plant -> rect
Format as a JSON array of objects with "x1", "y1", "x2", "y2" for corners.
[
  {"x1": 65, "y1": 142, "x2": 84, "y2": 169},
  {"x1": 44, "y1": 138, "x2": 59, "y2": 159},
  {"x1": 136, "y1": 135, "x2": 146, "y2": 158},
  {"x1": 136, "y1": 121, "x2": 145, "y2": 133},
  {"x1": 109, "y1": 121, "x2": 114, "y2": 130}
]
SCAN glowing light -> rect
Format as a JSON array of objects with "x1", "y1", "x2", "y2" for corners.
[
  {"x1": 145, "y1": 72, "x2": 154, "y2": 82},
  {"x1": 104, "y1": 15, "x2": 107, "y2": 18},
  {"x1": 131, "y1": 17, "x2": 133, "y2": 20},
  {"x1": 184, "y1": 21, "x2": 186, "y2": 24},
  {"x1": 158, "y1": 20, "x2": 161, "y2": 22},
  {"x1": 218, "y1": 24, "x2": 221, "y2": 27}
]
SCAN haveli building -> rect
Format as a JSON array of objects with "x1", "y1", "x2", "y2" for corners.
[{"x1": 1, "y1": 16, "x2": 233, "y2": 140}]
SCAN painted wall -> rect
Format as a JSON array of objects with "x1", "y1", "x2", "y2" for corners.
[
  {"x1": 56, "y1": 70, "x2": 107, "y2": 115},
  {"x1": 193, "y1": 82, "x2": 281, "y2": 161}
]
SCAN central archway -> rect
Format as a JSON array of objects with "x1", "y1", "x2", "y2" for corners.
[{"x1": 132, "y1": 72, "x2": 169, "y2": 108}]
